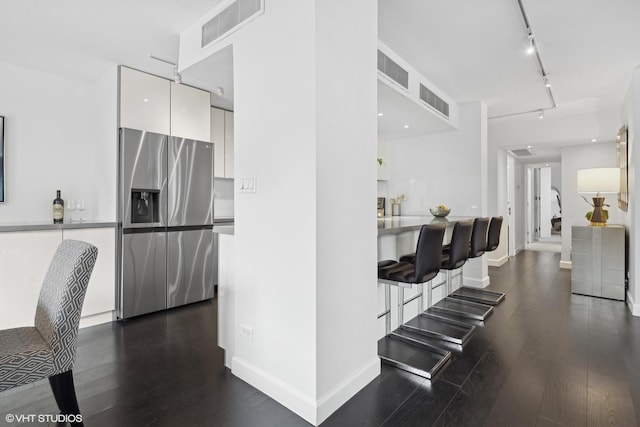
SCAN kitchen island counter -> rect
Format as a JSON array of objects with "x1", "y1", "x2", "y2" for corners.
[{"x1": 377, "y1": 215, "x2": 474, "y2": 236}]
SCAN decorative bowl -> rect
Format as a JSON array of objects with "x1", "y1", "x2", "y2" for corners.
[{"x1": 430, "y1": 207, "x2": 451, "y2": 218}]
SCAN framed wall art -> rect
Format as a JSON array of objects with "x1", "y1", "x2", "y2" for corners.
[{"x1": 617, "y1": 124, "x2": 628, "y2": 211}]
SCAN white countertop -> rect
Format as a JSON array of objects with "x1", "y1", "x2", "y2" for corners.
[
  {"x1": 377, "y1": 215, "x2": 474, "y2": 236},
  {"x1": 0, "y1": 221, "x2": 117, "y2": 232}
]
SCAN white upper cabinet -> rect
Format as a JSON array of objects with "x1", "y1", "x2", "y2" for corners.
[
  {"x1": 224, "y1": 110, "x2": 234, "y2": 178},
  {"x1": 212, "y1": 107, "x2": 226, "y2": 178},
  {"x1": 211, "y1": 107, "x2": 234, "y2": 178},
  {"x1": 170, "y1": 82, "x2": 211, "y2": 142},
  {"x1": 120, "y1": 67, "x2": 171, "y2": 135}
]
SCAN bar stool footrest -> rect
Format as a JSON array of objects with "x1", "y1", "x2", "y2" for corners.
[
  {"x1": 402, "y1": 313, "x2": 475, "y2": 345},
  {"x1": 378, "y1": 334, "x2": 451, "y2": 380},
  {"x1": 449, "y1": 286, "x2": 505, "y2": 305},
  {"x1": 430, "y1": 297, "x2": 494, "y2": 321}
]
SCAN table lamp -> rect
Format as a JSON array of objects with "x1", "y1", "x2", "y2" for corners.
[{"x1": 577, "y1": 167, "x2": 620, "y2": 226}]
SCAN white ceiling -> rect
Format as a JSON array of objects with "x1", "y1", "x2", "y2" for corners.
[
  {"x1": 1, "y1": 0, "x2": 639, "y2": 161},
  {"x1": 378, "y1": 0, "x2": 640, "y2": 161}
]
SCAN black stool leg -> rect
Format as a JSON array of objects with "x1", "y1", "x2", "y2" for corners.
[{"x1": 49, "y1": 370, "x2": 84, "y2": 426}]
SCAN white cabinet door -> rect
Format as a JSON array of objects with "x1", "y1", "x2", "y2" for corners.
[
  {"x1": 0, "y1": 231, "x2": 61, "y2": 329},
  {"x1": 224, "y1": 110, "x2": 234, "y2": 178},
  {"x1": 171, "y1": 82, "x2": 211, "y2": 142},
  {"x1": 119, "y1": 67, "x2": 170, "y2": 135},
  {"x1": 212, "y1": 107, "x2": 226, "y2": 178},
  {"x1": 63, "y1": 228, "x2": 116, "y2": 321}
]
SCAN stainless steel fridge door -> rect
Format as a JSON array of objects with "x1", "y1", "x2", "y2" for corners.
[
  {"x1": 168, "y1": 137, "x2": 214, "y2": 227},
  {"x1": 120, "y1": 231, "x2": 167, "y2": 318},
  {"x1": 167, "y1": 228, "x2": 215, "y2": 308},
  {"x1": 120, "y1": 128, "x2": 167, "y2": 228}
]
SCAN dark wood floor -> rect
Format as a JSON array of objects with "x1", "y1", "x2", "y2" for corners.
[{"x1": 2, "y1": 250, "x2": 639, "y2": 426}]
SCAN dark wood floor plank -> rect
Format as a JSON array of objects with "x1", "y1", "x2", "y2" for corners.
[
  {"x1": 587, "y1": 370, "x2": 638, "y2": 427},
  {"x1": 321, "y1": 365, "x2": 426, "y2": 427},
  {"x1": 538, "y1": 360, "x2": 588, "y2": 427}
]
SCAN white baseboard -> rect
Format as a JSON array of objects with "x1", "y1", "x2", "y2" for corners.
[
  {"x1": 232, "y1": 356, "x2": 380, "y2": 426},
  {"x1": 627, "y1": 291, "x2": 640, "y2": 317},
  {"x1": 316, "y1": 357, "x2": 380, "y2": 424},
  {"x1": 559, "y1": 260, "x2": 572, "y2": 270},
  {"x1": 487, "y1": 255, "x2": 508, "y2": 267},
  {"x1": 79, "y1": 311, "x2": 113, "y2": 328},
  {"x1": 463, "y1": 276, "x2": 490, "y2": 289}
]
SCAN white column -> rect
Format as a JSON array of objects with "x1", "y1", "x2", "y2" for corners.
[{"x1": 231, "y1": 0, "x2": 379, "y2": 424}]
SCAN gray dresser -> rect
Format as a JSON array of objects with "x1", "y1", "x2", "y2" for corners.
[{"x1": 571, "y1": 225, "x2": 625, "y2": 300}]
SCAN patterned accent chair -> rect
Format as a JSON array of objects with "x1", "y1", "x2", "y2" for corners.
[{"x1": 0, "y1": 240, "x2": 98, "y2": 426}]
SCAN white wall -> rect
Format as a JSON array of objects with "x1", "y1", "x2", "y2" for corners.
[
  {"x1": 230, "y1": 1, "x2": 378, "y2": 424},
  {"x1": 560, "y1": 143, "x2": 621, "y2": 263},
  {"x1": 623, "y1": 67, "x2": 640, "y2": 315},
  {"x1": 513, "y1": 159, "x2": 526, "y2": 252},
  {"x1": 0, "y1": 61, "x2": 117, "y2": 223},
  {"x1": 386, "y1": 102, "x2": 489, "y2": 287}
]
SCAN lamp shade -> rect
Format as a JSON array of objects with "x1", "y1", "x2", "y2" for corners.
[{"x1": 577, "y1": 168, "x2": 620, "y2": 194}]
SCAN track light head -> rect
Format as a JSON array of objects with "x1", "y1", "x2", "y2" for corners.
[
  {"x1": 538, "y1": 110, "x2": 544, "y2": 119},
  {"x1": 526, "y1": 35, "x2": 535, "y2": 55}
]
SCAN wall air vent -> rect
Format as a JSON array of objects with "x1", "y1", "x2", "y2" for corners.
[
  {"x1": 419, "y1": 83, "x2": 449, "y2": 118},
  {"x1": 202, "y1": 0, "x2": 263, "y2": 48},
  {"x1": 510, "y1": 149, "x2": 534, "y2": 157},
  {"x1": 377, "y1": 50, "x2": 409, "y2": 90}
]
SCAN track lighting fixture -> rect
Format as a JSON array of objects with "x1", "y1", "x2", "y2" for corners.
[
  {"x1": 150, "y1": 54, "x2": 182, "y2": 84},
  {"x1": 525, "y1": 34, "x2": 535, "y2": 55},
  {"x1": 538, "y1": 110, "x2": 544, "y2": 119}
]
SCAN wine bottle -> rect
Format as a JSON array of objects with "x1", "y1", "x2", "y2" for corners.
[{"x1": 53, "y1": 190, "x2": 64, "y2": 224}]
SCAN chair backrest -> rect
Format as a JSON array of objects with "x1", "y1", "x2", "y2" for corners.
[
  {"x1": 469, "y1": 217, "x2": 490, "y2": 258},
  {"x1": 34, "y1": 240, "x2": 98, "y2": 373},
  {"x1": 414, "y1": 223, "x2": 446, "y2": 282},
  {"x1": 446, "y1": 220, "x2": 473, "y2": 269},
  {"x1": 486, "y1": 216, "x2": 503, "y2": 251}
]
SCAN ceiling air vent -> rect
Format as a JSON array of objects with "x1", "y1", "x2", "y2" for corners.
[
  {"x1": 419, "y1": 83, "x2": 449, "y2": 118},
  {"x1": 377, "y1": 50, "x2": 409, "y2": 90},
  {"x1": 510, "y1": 148, "x2": 534, "y2": 157},
  {"x1": 202, "y1": 0, "x2": 262, "y2": 47}
]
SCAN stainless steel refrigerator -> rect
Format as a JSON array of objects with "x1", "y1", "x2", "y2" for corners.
[{"x1": 117, "y1": 128, "x2": 215, "y2": 319}]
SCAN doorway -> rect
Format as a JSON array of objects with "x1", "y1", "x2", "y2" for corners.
[{"x1": 526, "y1": 164, "x2": 561, "y2": 252}]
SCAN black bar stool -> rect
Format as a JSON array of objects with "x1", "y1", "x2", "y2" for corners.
[
  {"x1": 448, "y1": 217, "x2": 506, "y2": 305},
  {"x1": 378, "y1": 223, "x2": 446, "y2": 332},
  {"x1": 440, "y1": 220, "x2": 473, "y2": 294},
  {"x1": 377, "y1": 223, "x2": 453, "y2": 379},
  {"x1": 486, "y1": 216, "x2": 503, "y2": 252},
  {"x1": 429, "y1": 220, "x2": 495, "y2": 321}
]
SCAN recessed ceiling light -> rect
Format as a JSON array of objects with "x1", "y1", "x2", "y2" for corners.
[
  {"x1": 143, "y1": 98, "x2": 149, "y2": 103},
  {"x1": 378, "y1": 113, "x2": 384, "y2": 117},
  {"x1": 545, "y1": 163, "x2": 549, "y2": 167},
  {"x1": 591, "y1": 138, "x2": 597, "y2": 142},
  {"x1": 538, "y1": 110, "x2": 544, "y2": 119},
  {"x1": 527, "y1": 145, "x2": 532, "y2": 149},
  {"x1": 403, "y1": 124, "x2": 410, "y2": 129}
]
